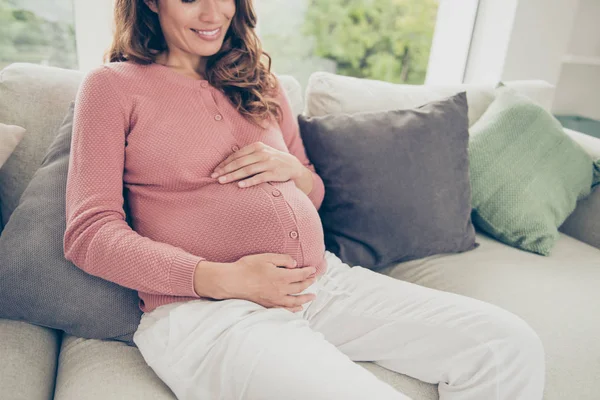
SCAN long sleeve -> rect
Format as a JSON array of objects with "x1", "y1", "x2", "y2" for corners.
[
  {"x1": 63, "y1": 66, "x2": 204, "y2": 298},
  {"x1": 275, "y1": 81, "x2": 326, "y2": 210}
]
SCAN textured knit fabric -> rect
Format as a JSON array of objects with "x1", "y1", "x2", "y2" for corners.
[
  {"x1": 63, "y1": 61, "x2": 327, "y2": 314},
  {"x1": 469, "y1": 86, "x2": 600, "y2": 256}
]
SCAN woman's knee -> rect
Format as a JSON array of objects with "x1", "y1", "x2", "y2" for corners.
[{"x1": 478, "y1": 304, "x2": 546, "y2": 387}]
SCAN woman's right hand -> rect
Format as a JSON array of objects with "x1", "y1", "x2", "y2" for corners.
[{"x1": 222, "y1": 253, "x2": 317, "y2": 313}]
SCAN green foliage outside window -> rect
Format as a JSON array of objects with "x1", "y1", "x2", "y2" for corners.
[
  {"x1": 0, "y1": 0, "x2": 77, "y2": 70},
  {"x1": 303, "y1": 0, "x2": 439, "y2": 84}
]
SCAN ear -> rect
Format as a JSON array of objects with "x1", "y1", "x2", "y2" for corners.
[{"x1": 143, "y1": 0, "x2": 158, "y2": 14}]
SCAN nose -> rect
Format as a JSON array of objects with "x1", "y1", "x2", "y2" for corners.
[{"x1": 199, "y1": 0, "x2": 220, "y2": 22}]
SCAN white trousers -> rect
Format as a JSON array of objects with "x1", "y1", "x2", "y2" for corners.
[{"x1": 133, "y1": 250, "x2": 545, "y2": 400}]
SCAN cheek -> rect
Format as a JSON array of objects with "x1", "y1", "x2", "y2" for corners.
[{"x1": 223, "y1": 1, "x2": 236, "y2": 21}]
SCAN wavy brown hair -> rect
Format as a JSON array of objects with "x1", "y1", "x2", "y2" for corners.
[{"x1": 104, "y1": 0, "x2": 283, "y2": 128}]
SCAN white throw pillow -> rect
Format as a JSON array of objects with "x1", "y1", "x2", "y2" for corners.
[
  {"x1": 0, "y1": 123, "x2": 26, "y2": 168},
  {"x1": 304, "y1": 71, "x2": 496, "y2": 127},
  {"x1": 303, "y1": 71, "x2": 555, "y2": 127}
]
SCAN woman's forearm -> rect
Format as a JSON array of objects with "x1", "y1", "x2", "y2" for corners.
[{"x1": 193, "y1": 260, "x2": 231, "y2": 300}]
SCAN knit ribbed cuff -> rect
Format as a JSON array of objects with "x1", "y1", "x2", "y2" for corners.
[
  {"x1": 307, "y1": 172, "x2": 325, "y2": 210},
  {"x1": 170, "y1": 252, "x2": 205, "y2": 298}
]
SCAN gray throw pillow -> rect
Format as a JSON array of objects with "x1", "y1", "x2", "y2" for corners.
[
  {"x1": 0, "y1": 102, "x2": 142, "y2": 345},
  {"x1": 298, "y1": 92, "x2": 478, "y2": 270},
  {"x1": 559, "y1": 186, "x2": 600, "y2": 250}
]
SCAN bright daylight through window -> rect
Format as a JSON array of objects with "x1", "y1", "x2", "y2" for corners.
[
  {"x1": 255, "y1": 0, "x2": 439, "y2": 90},
  {"x1": 0, "y1": 0, "x2": 77, "y2": 70}
]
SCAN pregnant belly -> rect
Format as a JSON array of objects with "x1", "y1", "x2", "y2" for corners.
[{"x1": 128, "y1": 180, "x2": 325, "y2": 267}]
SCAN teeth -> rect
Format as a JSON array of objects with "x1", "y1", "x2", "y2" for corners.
[{"x1": 193, "y1": 28, "x2": 219, "y2": 36}]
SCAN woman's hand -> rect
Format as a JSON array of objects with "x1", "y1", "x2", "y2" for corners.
[
  {"x1": 210, "y1": 141, "x2": 304, "y2": 188},
  {"x1": 220, "y1": 253, "x2": 317, "y2": 313}
]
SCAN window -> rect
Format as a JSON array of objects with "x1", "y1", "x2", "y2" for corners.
[
  {"x1": 0, "y1": 0, "x2": 77, "y2": 70},
  {"x1": 256, "y1": 0, "x2": 440, "y2": 90}
]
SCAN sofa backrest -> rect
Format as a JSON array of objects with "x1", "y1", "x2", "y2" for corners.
[
  {"x1": 0, "y1": 63, "x2": 302, "y2": 229},
  {"x1": 303, "y1": 71, "x2": 556, "y2": 128},
  {"x1": 0, "y1": 64, "x2": 84, "y2": 231}
]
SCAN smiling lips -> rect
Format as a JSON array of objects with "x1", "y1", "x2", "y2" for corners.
[{"x1": 191, "y1": 27, "x2": 222, "y2": 40}]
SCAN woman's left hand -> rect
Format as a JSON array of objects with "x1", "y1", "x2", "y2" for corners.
[{"x1": 210, "y1": 141, "x2": 304, "y2": 188}]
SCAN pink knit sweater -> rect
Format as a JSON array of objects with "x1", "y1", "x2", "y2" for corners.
[{"x1": 63, "y1": 61, "x2": 327, "y2": 314}]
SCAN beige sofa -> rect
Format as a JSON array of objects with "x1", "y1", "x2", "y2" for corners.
[{"x1": 1, "y1": 63, "x2": 599, "y2": 400}]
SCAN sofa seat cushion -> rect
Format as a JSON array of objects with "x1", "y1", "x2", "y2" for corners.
[
  {"x1": 0, "y1": 319, "x2": 60, "y2": 400},
  {"x1": 53, "y1": 333, "x2": 178, "y2": 400},
  {"x1": 54, "y1": 332, "x2": 437, "y2": 400},
  {"x1": 380, "y1": 232, "x2": 600, "y2": 400}
]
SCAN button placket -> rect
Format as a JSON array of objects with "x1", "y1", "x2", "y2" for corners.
[{"x1": 197, "y1": 87, "x2": 236, "y2": 153}]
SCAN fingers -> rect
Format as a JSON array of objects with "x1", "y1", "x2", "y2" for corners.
[
  {"x1": 268, "y1": 254, "x2": 297, "y2": 269},
  {"x1": 213, "y1": 146, "x2": 269, "y2": 179},
  {"x1": 282, "y1": 293, "x2": 316, "y2": 308},
  {"x1": 286, "y1": 277, "x2": 316, "y2": 294},
  {"x1": 283, "y1": 306, "x2": 303, "y2": 313},
  {"x1": 285, "y1": 266, "x2": 316, "y2": 282},
  {"x1": 217, "y1": 159, "x2": 269, "y2": 184},
  {"x1": 212, "y1": 144, "x2": 257, "y2": 174}
]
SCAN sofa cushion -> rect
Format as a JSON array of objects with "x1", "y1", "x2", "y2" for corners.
[
  {"x1": 468, "y1": 86, "x2": 600, "y2": 256},
  {"x1": 0, "y1": 123, "x2": 27, "y2": 235},
  {"x1": 0, "y1": 103, "x2": 145, "y2": 344},
  {"x1": 298, "y1": 92, "x2": 477, "y2": 270},
  {"x1": 559, "y1": 129, "x2": 600, "y2": 250},
  {"x1": 0, "y1": 123, "x2": 26, "y2": 168},
  {"x1": 560, "y1": 186, "x2": 600, "y2": 250},
  {"x1": 380, "y1": 231, "x2": 600, "y2": 400},
  {"x1": 54, "y1": 330, "x2": 437, "y2": 400},
  {"x1": 0, "y1": 62, "x2": 304, "y2": 226},
  {"x1": 303, "y1": 71, "x2": 555, "y2": 127},
  {"x1": 0, "y1": 63, "x2": 83, "y2": 227},
  {"x1": 53, "y1": 333, "x2": 178, "y2": 400},
  {"x1": 0, "y1": 319, "x2": 60, "y2": 400}
]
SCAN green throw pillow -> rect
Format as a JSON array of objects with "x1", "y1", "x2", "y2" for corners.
[{"x1": 469, "y1": 86, "x2": 600, "y2": 255}]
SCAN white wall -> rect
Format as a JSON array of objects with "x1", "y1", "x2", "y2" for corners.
[
  {"x1": 553, "y1": 0, "x2": 600, "y2": 120},
  {"x1": 73, "y1": 0, "x2": 114, "y2": 73},
  {"x1": 464, "y1": 0, "x2": 579, "y2": 87},
  {"x1": 501, "y1": 0, "x2": 580, "y2": 85}
]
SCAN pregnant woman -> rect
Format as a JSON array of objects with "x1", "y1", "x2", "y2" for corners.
[{"x1": 63, "y1": 0, "x2": 545, "y2": 399}]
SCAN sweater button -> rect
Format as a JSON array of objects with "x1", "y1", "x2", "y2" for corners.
[
  {"x1": 231, "y1": 145, "x2": 239, "y2": 152},
  {"x1": 201, "y1": 81, "x2": 208, "y2": 88},
  {"x1": 272, "y1": 189, "x2": 281, "y2": 197},
  {"x1": 289, "y1": 230, "x2": 298, "y2": 239},
  {"x1": 214, "y1": 114, "x2": 223, "y2": 121}
]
